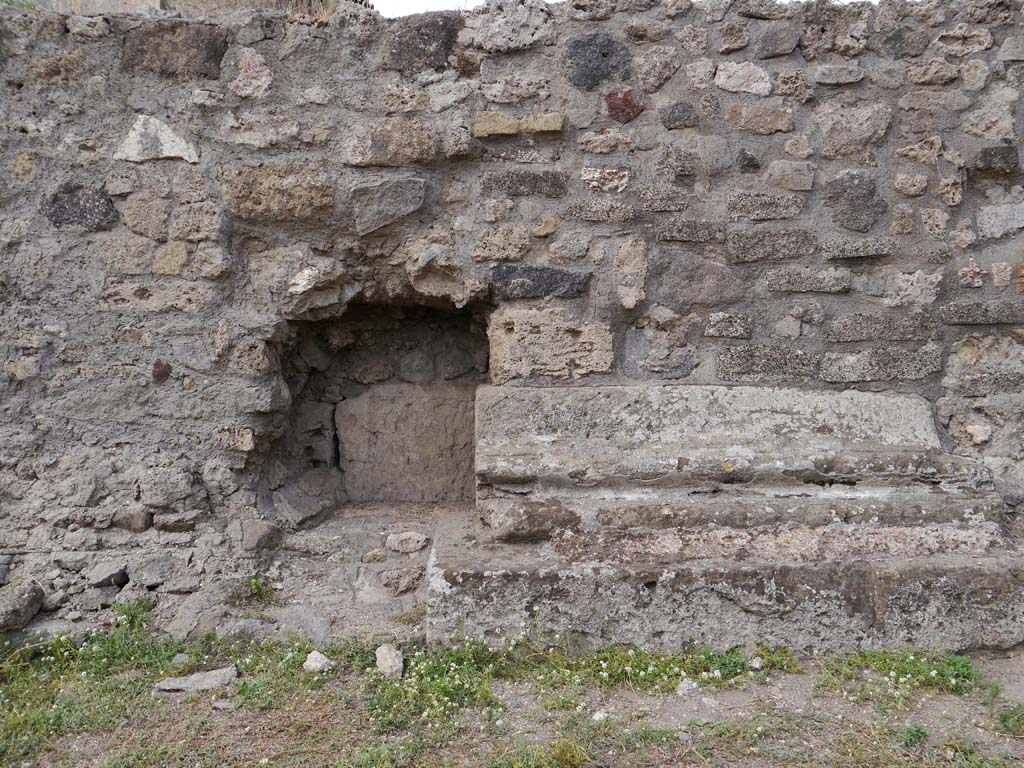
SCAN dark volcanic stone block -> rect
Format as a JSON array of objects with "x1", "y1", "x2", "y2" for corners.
[
  {"x1": 383, "y1": 12, "x2": 463, "y2": 75},
  {"x1": 43, "y1": 182, "x2": 118, "y2": 230},
  {"x1": 563, "y1": 32, "x2": 631, "y2": 91},
  {"x1": 122, "y1": 21, "x2": 228, "y2": 80},
  {"x1": 492, "y1": 264, "x2": 591, "y2": 299},
  {"x1": 481, "y1": 170, "x2": 569, "y2": 198}
]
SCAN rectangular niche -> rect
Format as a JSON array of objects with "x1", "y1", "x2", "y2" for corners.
[{"x1": 287, "y1": 304, "x2": 488, "y2": 505}]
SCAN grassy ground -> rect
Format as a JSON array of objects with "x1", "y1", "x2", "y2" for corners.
[{"x1": 2, "y1": 602, "x2": 1022, "y2": 768}]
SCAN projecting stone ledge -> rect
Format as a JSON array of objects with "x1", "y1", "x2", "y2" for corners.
[
  {"x1": 476, "y1": 384, "x2": 994, "y2": 496},
  {"x1": 475, "y1": 384, "x2": 1006, "y2": 541},
  {"x1": 426, "y1": 513, "x2": 1024, "y2": 655}
]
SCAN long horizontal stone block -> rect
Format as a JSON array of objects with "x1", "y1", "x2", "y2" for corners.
[{"x1": 476, "y1": 384, "x2": 944, "y2": 490}]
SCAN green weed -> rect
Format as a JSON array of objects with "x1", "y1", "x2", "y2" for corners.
[{"x1": 900, "y1": 723, "x2": 929, "y2": 747}]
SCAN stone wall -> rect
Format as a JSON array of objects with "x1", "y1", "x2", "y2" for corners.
[{"x1": 1, "y1": 0, "x2": 1023, "y2": 649}]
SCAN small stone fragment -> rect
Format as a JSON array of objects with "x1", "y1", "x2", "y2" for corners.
[
  {"x1": 385, "y1": 531, "x2": 430, "y2": 554},
  {"x1": 303, "y1": 651, "x2": 338, "y2": 673},
  {"x1": 715, "y1": 61, "x2": 772, "y2": 95},
  {"x1": 766, "y1": 161, "x2": 815, "y2": 191},
  {"x1": 350, "y1": 178, "x2": 426, "y2": 236},
  {"x1": 376, "y1": 644, "x2": 404, "y2": 680},
  {"x1": 492, "y1": 264, "x2": 591, "y2": 299},
  {"x1": 155, "y1": 665, "x2": 238, "y2": 693},
  {"x1": 724, "y1": 103, "x2": 793, "y2": 134},
  {"x1": 719, "y1": 18, "x2": 750, "y2": 53},
  {"x1": 85, "y1": 561, "x2": 129, "y2": 588},
  {"x1": 603, "y1": 86, "x2": 644, "y2": 123},
  {"x1": 812, "y1": 64, "x2": 865, "y2": 85},
  {"x1": 659, "y1": 102, "x2": 699, "y2": 130},
  {"x1": 894, "y1": 173, "x2": 928, "y2": 197},
  {"x1": 907, "y1": 58, "x2": 959, "y2": 85},
  {"x1": 704, "y1": 312, "x2": 753, "y2": 339},
  {"x1": 229, "y1": 47, "x2": 272, "y2": 98},
  {"x1": 114, "y1": 115, "x2": 199, "y2": 164},
  {"x1": 973, "y1": 145, "x2": 1019, "y2": 174},
  {"x1": 0, "y1": 580, "x2": 44, "y2": 631},
  {"x1": 752, "y1": 21, "x2": 800, "y2": 58},
  {"x1": 823, "y1": 171, "x2": 887, "y2": 233},
  {"x1": 563, "y1": 32, "x2": 631, "y2": 91},
  {"x1": 43, "y1": 182, "x2": 118, "y2": 231}
]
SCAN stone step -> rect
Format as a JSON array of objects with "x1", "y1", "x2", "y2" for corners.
[
  {"x1": 477, "y1": 385, "x2": 989, "y2": 491},
  {"x1": 426, "y1": 513, "x2": 1024, "y2": 655},
  {"x1": 476, "y1": 385, "x2": 1001, "y2": 535},
  {"x1": 486, "y1": 486, "x2": 1008, "y2": 541}
]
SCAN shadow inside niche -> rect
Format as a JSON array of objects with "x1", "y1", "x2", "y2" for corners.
[{"x1": 257, "y1": 303, "x2": 489, "y2": 528}]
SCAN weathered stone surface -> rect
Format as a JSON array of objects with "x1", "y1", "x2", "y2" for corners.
[
  {"x1": 940, "y1": 301, "x2": 1024, "y2": 325},
  {"x1": 337, "y1": 384, "x2": 476, "y2": 503},
  {"x1": 489, "y1": 308, "x2": 613, "y2": 384},
  {"x1": 908, "y1": 59, "x2": 959, "y2": 85},
  {"x1": 704, "y1": 312, "x2": 753, "y2": 339},
  {"x1": 812, "y1": 64, "x2": 864, "y2": 85},
  {"x1": 934, "y1": 24, "x2": 993, "y2": 57},
  {"x1": 825, "y1": 314, "x2": 938, "y2": 343},
  {"x1": 659, "y1": 219, "x2": 726, "y2": 243},
  {"x1": 303, "y1": 651, "x2": 337, "y2": 673},
  {"x1": 724, "y1": 103, "x2": 793, "y2": 134},
  {"x1": 997, "y1": 35, "x2": 1024, "y2": 61},
  {"x1": 341, "y1": 119, "x2": 436, "y2": 167},
  {"x1": 114, "y1": 115, "x2": 199, "y2": 164},
  {"x1": 894, "y1": 173, "x2": 928, "y2": 197},
  {"x1": 813, "y1": 101, "x2": 893, "y2": 159},
  {"x1": 763, "y1": 267, "x2": 851, "y2": 293},
  {"x1": 634, "y1": 45, "x2": 681, "y2": 92},
  {"x1": 375, "y1": 644, "x2": 404, "y2": 679},
  {"x1": 85, "y1": 561, "x2": 128, "y2": 588},
  {"x1": 43, "y1": 182, "x2": 118, "y2": 230},
  {"x1": 658, "y1": 101, "x2": 699, "y2": 130},
  {"x1": 766, "y1": 161, "x2": 815, "y2": 191},
  {"x1": 492, "y1": 264, "x2": 591, "y2": 300},
  {"x1": 974, "y1": 145, "x2": 1020, "y2": 174},
  {"x1": 728, "y1": 190, "x2": 803, "y2": 221},
  {"x1": 476, "y1": 384, "x2": 943, "y2": 486},
  {"x1": 603, "y1": 86, "x2": 644, "y2": 123},
  {"x1": 386, "y1": 531, "x2": 430, "y2": 554},
  {"x1": 824, "y1": 171, "x2": 888, "y2": 233},
  {"x1": 718, "y1": 346, "x2": 819, "y2": 381},
  {"x1": 469, "y1": 0, "x2": 553, "y2": 53},
  {"x1": 563, "y1": 31, "x2": 630, "y2": 90},
  {"x1": 350, "y1": 178, "x2": 426, "y2": 236},
  {"x1": 614, "y1": 238, "x2": 646, "y2": 309},
  {"x1": 715, "y1": 61, "x2": 772, "y2": 95},
  {"x1": 977, "y1": 200, "x2": 1024, "y2": 239},
  {"x1": 0, "y1": 581, "x2": 44, "y2": 632},
  {"x1": 383, "y1": 11, "x2": 463, "y2": 74},
  {"x1": 821, "y1": 345, "x2": 943, "y2": 383},
  {"x1": 122, "y1": 21, "x2": 228, "y2": 80},
  {"x1": 822, "y1": 237, "x2": 896, "y2": 261},
  {"x1": 752, "y1": 20, "x2": 800, "y2": 58},
  {"x1": 719, "y1": 18, "x2": 750, "y2": 53},
  {"x1": 155, "y1": 665, "x2": 238, "y2": 693},
  {"x1": 727, "y1": 229, "x2": 817, "y2": 263},
  {"x1": 481, "y1": 169, "x2": 568, "y2": 198},
  {"x1": 229, "y1": 47, "x2": 272, "y2": 99},
  {"x1": 222, "y1": 162, "x2": 332, "y2": 220}
]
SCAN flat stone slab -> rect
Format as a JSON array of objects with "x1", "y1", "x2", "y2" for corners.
[
  {"x1": 154, "y1": 664, "x2": 238, "y2": 693},
  {"x1": 476, "y1": 385, "x2": 968, "y2": 492}
]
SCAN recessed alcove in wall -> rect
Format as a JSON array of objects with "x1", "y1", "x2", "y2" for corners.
[{"x1": 262, "y1": 304, "x2": 489, "y2": 526}]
